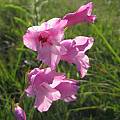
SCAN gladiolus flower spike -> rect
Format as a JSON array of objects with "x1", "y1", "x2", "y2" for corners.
[{"x1": 23, "y1": 2, "x2": 96, "y2": 112}]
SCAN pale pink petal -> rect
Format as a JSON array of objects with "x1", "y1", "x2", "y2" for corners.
[
  {"x1": 28, "y1": 68, "x2": 40, "y2": 83},
  {"x1": 74, "y1": 36, "x2": 94, "y2": 52},
  {"x1": 27, "y1": 18, "x2": 61, "y2": 33},
  {"x1": 37, "y1": 44, "x2": 66, "y2": 69},
  {"x1": 48, "y1": 27, "x2": 64, "y2": 44},
  {"x1": 28, "y1": 26, "x2": 45, "y2": 32},
  {"x1": 36, "y1": 96, "x2": 52, "y2": 112},
  {"x1": 31, "y1": 67, "x2": 57, "y2": 84},
  {"x1": 45, "y1": 18, "x2": 67, "y2": 30},
  {"x1": 50, "y1": 75, "x2": 66, "y2": 88},
  {"x1": 51, "y1": 45, "x2": 66, "y2": 69},
  {"x1": 23, "y1": 25, "x2": 49, "y2": 51},
  {"x1": 51, "y1": 44, "x2": 66, "y2": 55},
  {"x1": 25, "y1": 85, "x2": 35, "y2": 97},
  {"x1": 41, "y1": 18, "x2": 67, "y2": 43},
  {"x1": 44, "y1": 18, "x2": 61, "y2": 29},
  {"x1": 63, "y1": 2, "x2": 96, "y2": 27},
  {"x1": 23, "y1": 30, "x2": 39, "y2": 51},
  {"x1": 74, "y1": 53, "x2": 90, "y2": 78},
  {"x1": 64, "y1": 95, "x2": 77, "y2": 102},
  {"x1": 55, "y1": 19, "x2": 68, "y2": 30},
  {"x1": 60, "y1": 41, "x2": 76, "y2": 63},
  {"x1": 55, "y1": 79, "x2": 79, "y2": 102},
  {"x1": 34, "y1": 83, "x2": 61, "y2": 112},
  {"x1": 61, "y1": 40, "x2": 78, "y2": 63},
  {"x1": 60, "y1": 39, "x2": 76, "y2": 50},
  {"x1": 51, "y1": 53, "x2": 61, "y2": 69},
  {"x1": 41, "y1": 67, "x2": 63, "y2": 84}
]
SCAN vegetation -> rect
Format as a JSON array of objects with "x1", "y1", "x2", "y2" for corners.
[{"x1": 0, "y1": 0, "x2": 120, "y2": 119}]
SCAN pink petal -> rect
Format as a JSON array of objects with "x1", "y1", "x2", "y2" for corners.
[
  {"x1": 40, "y1": 67, "x2": 62, "y2": 84},
  {"x1": 74, "y1": 53, "x2": 90, "y2": 78},
  {"x1": 47, "y1": 27, "x2": 64, "y2": 44},
  {"x1": 28, "y1": 26, "x2": 45, "y2": 32},
  {"x1": 30, "y1": 67, "x2": 58, "y2": 85},
  {"x1": 37, "y1": 44, "x2": 66, "y2": 69},
  {"x1": 50, "y1": 74, "x2": 66, "y2": 88},
  {"x1": 23, "y1": 25, "x2": 48, "y2": 51},
  {"x1": 34, "y1": 83, "x2": 61, "y2": 112},
  {"x1": 41, "y1": 18, "x2": 67, "y2": 43},
  {"x1": 25, "y1": 85, "x2": 35, "y2": 97},
  {"x1": 74, "y1": 36, "x2": 94, "y2": 52},
  {"x1": 61, "y1": 40, "x2": 78, "y2": 63},
  {"x1": 23, "y1": 30, "x2": 39, "y2": 51},
  {"x1": 51, "y1": 44, "x2": 66, "y2": 55},
  {"x1": 43, "y1": 18, "x2": 61, "y2": 30},
  {"x1": 64, "y1": 95, "x2": 77, "y2": 102},
  {"x1": 60, "y1": 39, "x2": 76, "y2": 50},
  {"x1": 63, "y1": 2, "x2": 96, "y2": 27},
  {"x1": 55, "y1": 19, "x2": 68, "y2": 30},
  {"x1": 87, "y1": 15, "x2": 96, "y2": 23},
  {"x1": 55, "y1": 79, "x2": 79, "y2": 102},
  {"x1": 50, "y1": 53, "x2": 61, "y2": 69},
  {"x1": 28, "y1": 68, "x2": 40, "y2": 83},
  {"x1": 36, "y1": 96, "x2": 52, "y2": 112}
]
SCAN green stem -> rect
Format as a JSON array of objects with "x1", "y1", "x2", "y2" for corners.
[
  {"x1": 65, "y1": 106, "x2": 102, "y2": 120},
  {"x1": 92, "y1": 24, "x2": 120, "y2": 63},
  {"x1": 13, "y1": 44, "x2": 24, "y2": 79},
  {"x1": 79, "y1": 91, "x2": 120, "y2": 97},
  {"x1": 34, "y1": 0, "x2": 38, "y2": 25}
]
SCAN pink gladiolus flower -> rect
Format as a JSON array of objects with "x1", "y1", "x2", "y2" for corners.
[
  {"x1": 25, "y1": 67, "x2": 78, "y2": 112},
  {"x1": 23, "y1": 18, "x2": 67, "y2": 69},
  {"x1": 61, "y1": 36, "x2": 94, "y2": 78},
  {"x1": 14, "y1": 105, "x2": 26, "y2": 120},
  {"x1": 63, "y1": 2, "x2": 96, "y2": 27}
]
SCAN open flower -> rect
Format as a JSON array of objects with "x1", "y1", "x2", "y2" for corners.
[
  {"x1": 25, "y1": 67, "x2": 78, "y2": 112},
  {"x1": 23, "y1": 18, "x2": 67, "y2": 69},
  {"x1": 63, "y1": 2, "x2": 96, "y2": 27},
  {"x1": 14, "y1": 105, "x2": 26, "y2": 120},
  {"x1": 61, "y1": 36, "x2": 94, "y2": 78}
]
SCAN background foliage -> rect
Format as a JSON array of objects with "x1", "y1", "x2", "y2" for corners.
[{"x1": 0, "y1": 0, "x2": 120, "y2": 120}]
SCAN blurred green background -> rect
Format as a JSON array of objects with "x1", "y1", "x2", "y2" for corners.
[{"x1": 0, "y1": 0, "x2": 120, "y2": 120}]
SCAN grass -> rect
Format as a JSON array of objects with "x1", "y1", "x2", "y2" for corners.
[{"x1": 0, "y1": 0, "x2": 120, "y2": 120}]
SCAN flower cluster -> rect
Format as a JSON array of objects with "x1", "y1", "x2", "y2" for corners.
[
  {"x1": 25, "y1": 67, "x2": 79, "y2": 112},
  {"x1": 23, "y1": 2, "x2": 96, "y2": 112}
]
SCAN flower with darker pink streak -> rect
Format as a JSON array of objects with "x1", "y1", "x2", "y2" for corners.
[{"x1": 23, "y1": 18, "x2": 67, "y2": 69}]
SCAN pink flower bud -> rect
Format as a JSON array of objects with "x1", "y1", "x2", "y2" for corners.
[{"x1": 14, "y1": 105, "x2": 26, "y2": 120}]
